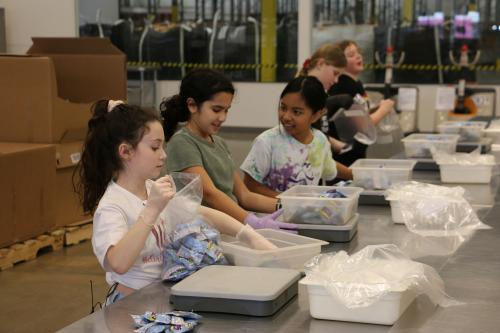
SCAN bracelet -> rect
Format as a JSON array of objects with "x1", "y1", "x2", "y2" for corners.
[
  {"x1": 275, "y1": 198, "x2": 282, "y2": 211},
  {"x1": 138, "y1": 214, "x2": 155, "y2": 228}
]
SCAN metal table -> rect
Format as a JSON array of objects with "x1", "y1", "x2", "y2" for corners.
[{"x1": 57, "y1": 171, "x2": 500, "y2": 333}]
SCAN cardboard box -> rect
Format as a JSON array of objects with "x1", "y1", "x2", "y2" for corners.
[
  {"x1": 55, "y1": 141, "x2": 92, "y2": 227},
  {"x1": 0, "y1": 38, "x2": 126, "y2": 143},
  {"x1": 26, "y1": 37, "x2": 126, "y2": 103},
  {"x1": 0, "y1": 143, "x2": 56, "y2": 248}
]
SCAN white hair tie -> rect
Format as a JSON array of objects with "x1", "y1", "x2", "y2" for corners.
[{"x1": 108, "y1": 100, "x2": 124, "y2": 112}]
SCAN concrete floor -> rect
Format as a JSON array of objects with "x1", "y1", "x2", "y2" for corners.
[{"x1": 0, "y1": 241, "x2": 107, "y2": 333}]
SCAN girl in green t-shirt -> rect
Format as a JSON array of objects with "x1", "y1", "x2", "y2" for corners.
[{"x1": 161, "y1": 69, "x2": 297, "y2": 232}]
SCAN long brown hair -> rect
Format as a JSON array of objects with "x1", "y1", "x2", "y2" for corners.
[{"x1": 74, "y1": 100, "x2": 161, "y2": 213}]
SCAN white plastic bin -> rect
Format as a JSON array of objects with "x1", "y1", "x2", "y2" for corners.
[
  {"x1": 277, "y1": 186, "x2": 363, "y2": 225},
  {"x1": 482, "y1": 128, "x2": 500, "y2": 144},
  {"x1": 491, "y1": 144, "x2": 500, "y2": 164},
  {"x1": 438, "y1": 163, "x2": 494, "y2": 183},
  {"x1": 220, "y1": 229, "x2": 328, "y2": 270},
  {"x1": 388, "y1": 200, "x2": 404, "y2": 224},
  {"x1": 300, "y1": 279, "x2": 416, "y2": 325},
  {"x1": 437, "y1": 121, "x2": 487, "y2": 142},
  {"x1": 351, "y1": 159, "x2": 417, "y2": 190},
  {"x1": 401, "y1": 134, "x2": 459, "y2": 158}
]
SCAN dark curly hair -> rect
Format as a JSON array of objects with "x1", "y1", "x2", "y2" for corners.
[{"x1": 74, "y1": 100, "x2": 161, "y2": 213}]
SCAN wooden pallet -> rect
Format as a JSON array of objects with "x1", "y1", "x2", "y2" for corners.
[
  {"x1": 0, "y1": 232, "x2": 62, "y2": 271},
  {"x1": 64, "y1": 223, "x2": 93, "y2": 246}
]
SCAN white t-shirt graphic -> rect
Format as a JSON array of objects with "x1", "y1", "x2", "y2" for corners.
[{"x1": 92, "y1": 180, "x2": 168, "y2": 289}]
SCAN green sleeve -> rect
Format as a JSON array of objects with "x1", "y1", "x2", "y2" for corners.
[{"x1": 166, "y1": 133, "x2": 202, "y2": 172}]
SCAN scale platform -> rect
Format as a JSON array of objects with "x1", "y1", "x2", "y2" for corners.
[
  {"x1": 359, "y1": 190, "x2": 389, "y2": 205},
  {"x1": 170, "y1": 265, "x2": 301, "y2": 317},
  {"x1": 296, "y1": 213, "x2": 359, "y2": 242}
]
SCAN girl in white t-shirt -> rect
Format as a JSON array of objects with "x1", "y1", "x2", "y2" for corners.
[
  {"x1": 241, "y1": 76, "x2": 338, "y2": 197},
  {"x1": 75, "y1": 100, "x2": 274, "y2": 304}
]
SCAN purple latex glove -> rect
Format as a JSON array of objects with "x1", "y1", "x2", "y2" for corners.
[{"x1": 244, "y1": 209, "x2": 298, "y2": 231}]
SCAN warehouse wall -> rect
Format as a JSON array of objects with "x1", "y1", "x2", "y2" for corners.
[
  {"x1": 0, "y1": 0, "x2": 78, "y2": 53},
  {"x1": 156, "y1": 81, "x2": 500, "y2": 132}
]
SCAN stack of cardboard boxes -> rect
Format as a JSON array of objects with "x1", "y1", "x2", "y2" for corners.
[{"x1": 0, "y1": 38, "x2": 126, "y2": 248}]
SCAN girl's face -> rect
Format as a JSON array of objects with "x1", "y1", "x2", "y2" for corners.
[
  {"x1": 126, "y1": 121, "x2": 166, "y2": 180},
  {"x1": 279, "y1": 92, "x2": 322, "y2": 142},
  {"x1": 188, "y1": 92, "x2": 233, "y2": 138},
  {"x1": 344, "y1": 44, "x2": 364, "y2": 76},
  {"x1": 315, "y1": 61, "x2": 343, "y2": 91}
]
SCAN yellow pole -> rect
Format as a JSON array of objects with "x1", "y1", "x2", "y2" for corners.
[
  {"x1": 171, "y1": 0, "x2": 179, "y2": 23},
  {"x1": 402, "y1": 0, "x2": 413, "y2": 24},
  {"x1": 261, "y1": 0, "x2": 276, "y2": 82}
]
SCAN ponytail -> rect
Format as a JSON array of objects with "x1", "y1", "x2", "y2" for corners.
[
  {"x1": 159, "y1": 69, "x2": 235, "y2": 141},
  {"x1": 160, "y1": 94, "x2": 190, "y2": 141},
  {"x1": 297, "y1": 58, "x2": 311, "y2": 77},
  {"x1": 74, "y1": 100, "x2": 160, "y2": 213}
]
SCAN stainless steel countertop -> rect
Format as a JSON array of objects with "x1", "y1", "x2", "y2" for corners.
[{"x1": 57, "y1": 170, "x2": 500, "y2": 333}]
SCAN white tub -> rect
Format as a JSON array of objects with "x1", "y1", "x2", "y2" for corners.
[
  {"x1": 300, "y1": 278, "x2": 416, "y2": 325},
  {"x1": 482, "y1": 127, "x2": 500, "y2": 144},
  {"x1": 438, "y1": 121, "x2": 487, "y2": 142},
  {"x1": 351, "y1": 159, "x2": 417, "y2": 190},
  {"x1": 401, "y1": 133, "x2": 459, "y2": 158},
  {"x1": 438, "y1": 163, "x2": 494, "y2": 183},
  {"x1": 220, "y1": 229, "x2": 327, "y2": 270},
  {"x1": 388, "y1": 200, "x2": 405, "y2": 224},
  {"x1": 491, "y1": 144, "x2": 500, "y2": 164},
  {"x1": 277, "y1": 185, "x2": 363, "y2": 225}
]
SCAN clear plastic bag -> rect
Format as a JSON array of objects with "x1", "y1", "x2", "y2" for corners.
[
  {"x1": 302, "y1": 244, "x2": 458, "y2": 308},
  {"x1": 329, "y1": 102, "x2": 377, "y2": 146},
  {"x1": 161, "y1": 172, "x2": 203, "y2": 234},
  {"x1": 385, "y1": 181, "x2": 490, "y2": 236},
  {"x1": 377, "y1": 109, "x2": 400, "y2": 134}
]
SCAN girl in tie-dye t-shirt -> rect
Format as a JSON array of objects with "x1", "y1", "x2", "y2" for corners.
[{"x1": 241, "y1": 76, "x2": 337, "y2": 198}]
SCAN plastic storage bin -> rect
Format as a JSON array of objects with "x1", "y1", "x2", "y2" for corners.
[
  {"x1": 437, "y1": 163, "x2": 495, "y2": 184},
  {"x1": 482, "y1": 127, "x2": 500, "y2": 144},
  {"x1": 277, "y1": 185, "x2": 363, "y2": 225},
  {"x1": 300, "y1": 278, "x2": 416, "y2": 325},
  {"x1": 492, "y1": 144, "x2": 500, "y2": 164},
  {"x1": 220, "y1": 229, "x2": 328, "y2": 270},
  {"x1": 402, "y1": 134, "x2": 459, "y2": 158},
  {"x1": 438, "y1": 121, "x2": 487, "y2": 142},
  {"x1": 388, "y1": 200, "x2": 404, "y2": 224},
  {"x1": 351, "y1": 159, "x2": 417, "y2": 190}
]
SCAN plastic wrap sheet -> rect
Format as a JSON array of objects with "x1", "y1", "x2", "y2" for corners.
[
  {"x1": 303, "y1": 244, "x2": 458, "y2": 308},
  {"x1": 385, "y1": 181, "x2": 490, "y2": 236}
]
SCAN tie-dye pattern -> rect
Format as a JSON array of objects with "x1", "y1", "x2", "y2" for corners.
[{"x1": 241, "y1": 126, "x2": 337, "y2": 192}]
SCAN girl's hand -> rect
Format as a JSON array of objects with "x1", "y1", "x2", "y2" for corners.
[
  {"x1": 146, "y1": 176, "x2": 176, "y2": 214},
  {"x1": 236, "y1": 225, "x2": 278, "y2": 250},
  {"x1": 379, "y1": 99, "x2": 395, "y2": 115}
]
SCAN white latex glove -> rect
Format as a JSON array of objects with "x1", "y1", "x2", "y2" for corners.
[
  {"x1": 146, "y1": 176, "x2": 176, "y2": 215},
  {"x1": 236, "y1": 225, "x2": 277, "y2": 250}
]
